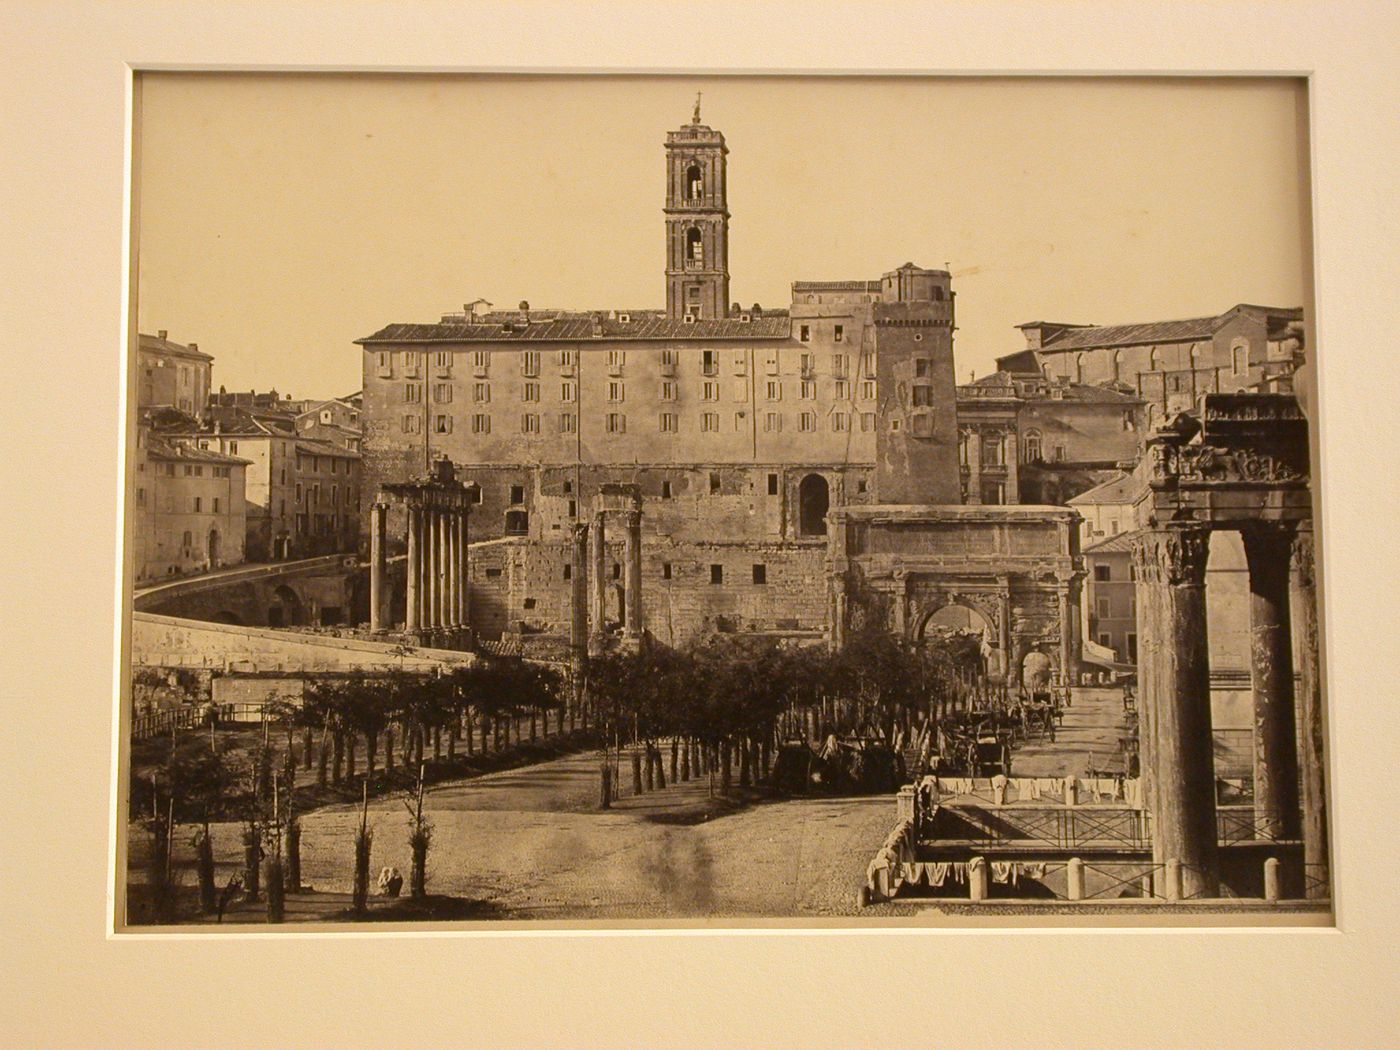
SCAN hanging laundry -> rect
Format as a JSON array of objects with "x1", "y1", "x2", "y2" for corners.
[
  {"x1": 991, "y1": 861, "x2": 1013, "y2": 884},
  {"x1": 927, "y1": 862, "x2": 950, "y2": 887}
]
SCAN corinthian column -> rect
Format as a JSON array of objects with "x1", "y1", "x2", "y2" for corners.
[
  {"x1": 623, "y1": 508, "x2": 643, "y2": 640},
  {"x1": 1243, "y1": 523, "x2": 1301, "y2": 842},
  {"x1": 589, "y1": 510, "x2": 607, "y2": 655},
  {"x1": 1133, "y1": 526, "x2": 1218, "y2": 897},
  {"x1": 405, "y1": 505, "x2": 421, "y2": 634},
  {"x1": 369, "y1": 501, "x2": 387, "y2": 632},
  {"x1": 1290, "y1": 526, "x2": 1328, "y2": 896}
]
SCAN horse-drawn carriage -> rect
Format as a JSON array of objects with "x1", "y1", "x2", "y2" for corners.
[{"x1": 771, "y1": 734, "x2": 907, "y2": 795}]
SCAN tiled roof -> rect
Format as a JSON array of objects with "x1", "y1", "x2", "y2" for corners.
[
  {"x1": 1084, "y1": 528, "x2": 1145, "y2": 555},
  {"x1": 145, "y1": 435, "x2": 250, "y2": 466},
  {"x1": 1067, "y1": 471, "x2": 1143, "y2": 506},
  {"x1": 357, "y1": 314, "x2": 792, "y2": 344},
  {"x1": 1032, "y1": 304, "x2": 1303, "y2": 353},
  {"x1": 138, "y1": 333, "x2": 214, "y2": 361},
  {"x1": 295, "y1": 438, "x2": 360, "y2": 459}
]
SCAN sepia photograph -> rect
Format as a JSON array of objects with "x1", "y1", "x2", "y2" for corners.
[{"x1": 118, "y1": 72, "x2": 1330, "y2": 929}]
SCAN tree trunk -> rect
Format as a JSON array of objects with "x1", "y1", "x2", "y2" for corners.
[
  {"x1": 196, "y1": 826, "x2": 216, "y2": 914},
  {"x1": 284, "y1": 817, "x2": 301, "y2": 892},
  {"x1": 670, "y1": 739, "x2": 679, "y2": 784},
  {"x1": 302, "y1": 727, "x2": 314, "y2": 770},
  {"x1": 644, "y1": 746, "x2": 656, "y2": 791},
  {"x1": 331, "y1": 731, "x2": 344, "y2": 786},
  {"x1": 739, "y1": 736, "x2": 751, "y2": 788},
  {"x1": 385, "y1": 725, "x2": 395, "y2": 774},
  {"x1": 317, "y1": 735, "x2": 329, "y2": 787},
  {"x1": 654, "y1": 746, "x2": 666, "y2": 790},
  {"x1": 265, "y1": 857, "x2": 285, "y2": 923},
  {"x1": 447, "y1": 725, "x2": 456, "y2": 761},
  {"x1": 599, "y1": 760, "x2": 612, "y2": 809},
  {"x1": 433, "y1": 725, "x2": 442, "y2": 762},
  {"x1": 242, "y1": 825, "x2": 261, "y2": 902},
  {"x1": 680, "y1": 739, "x2": 691, "y2": 781},
  {"x1": 530, "y1": 709, "x2": 538, "y2": 742},
  {"x1": 465, "y1": 710, "x2": 474, "y2": 754},
  {"x1": 720, "y1": 739, "x2": 733, "y2": 796},
  {"x1": 366, "y1": 730, "x2": 377, "y2": 777},
  {"x1": 345, "y1": 732, "x2": 357, "y2": 779},
  {"x1": 631, "y1": 749, "x2": 644, "y2": 794}
]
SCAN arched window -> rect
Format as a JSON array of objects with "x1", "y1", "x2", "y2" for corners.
[
  {"x1": 686, "y1": 227, "x2": 703, "y2": 264},
  {"x1": 686, "y1": 164, "x2": 703, "y2": 200},
  {"x1": 1232, "y1": 342, "x2": 1249, "y2": 376},
  {"x1": 1024, "y1": 429, "x2": 1043, "y2": 463},
  {"x1": 798, "y1": 473, "x2": 829, "y2": 537},
  {"x1": 1073, "y1": 353, "x2": 1085, "y2": 384},
  {"x1": 958, "y1": 432, "x2": 970, "y2": 467},
  {"x1": 1111, "y1": 349, "x2": 1123, "y2": 382},
  {"x1": 1149, "y1": 347, "x2": 1163, "y2": 371}
]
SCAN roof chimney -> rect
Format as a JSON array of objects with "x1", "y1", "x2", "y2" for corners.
[
  {"x1": 187, "y1": 343, "x2": 197, "y2": 352},
  {"x1": 157, "y1": 329, "x2": 168, "y2": 340}
]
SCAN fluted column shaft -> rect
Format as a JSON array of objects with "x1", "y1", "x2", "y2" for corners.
[
  {"x1": 623, "y1": 508, "x2": 643, "y2": 639},
  {"x1": 369, "y1": 502, "x2": 387, "y2": 632},
  {"x1": 405, "y1": 505, "x2": 421, "y2": 633}
]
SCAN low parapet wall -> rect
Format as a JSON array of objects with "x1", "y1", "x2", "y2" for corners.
[{"x1": 132, "y1": 612, "x2": 476, "y2": 674}]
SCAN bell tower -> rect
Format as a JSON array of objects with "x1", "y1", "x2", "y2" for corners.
[{"x1": 664, "y1": 95, "x2": 730, "y2": 320}]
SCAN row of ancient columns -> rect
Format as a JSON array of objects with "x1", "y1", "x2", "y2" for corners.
[
  {"x1": 1132, "y1": 522, "x2": 1325, "y2": 898},
  {"x1": 572, "y1": 505, "x2": 644, "y2": 657},
  {"x1": 368, "y1": 500, "x2": 469, "y2": 636}
]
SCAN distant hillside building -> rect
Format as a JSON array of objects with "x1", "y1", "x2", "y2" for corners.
[
  {"x1": 137, "y1": 332, "x2": 213, "y2": 421},
  {"x1": 955, "y1": 372, "x2": 1146, "y2": 506},
  {"x1": 996, "y1": 304, "x2": 1305, "y2": 429},
  {"x1": 132, "y1": 426, "x2": 248, "y2": 580}
]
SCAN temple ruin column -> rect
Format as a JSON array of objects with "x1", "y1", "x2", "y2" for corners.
[
  {"x1": 444, "y1": 509, "x2": 459, "y2": 629},
  {"x1": 455, "y1": 511, "x2": 469, "y2": 628},
  {"x1": 1242, "y1": 523, "x2": 1302, "y2": 842},
  {"x1": 571, "y1": 522, "x2": 590, "y2": 656},
  {"x1": 830, "y1": 574, "x2": 848, "y2": 652},
  {"x1": 424, "y1": 509, "x2": 438, "y2": 631},
  {"x1": 1056, "y1": 582, "x2": 1073, "y2": 687},
  {"x1": 1290, "y1": 526, "x2": 1328, "y2": 896},
  {"x1": 623, "y1": 507, "x2": 643, "y2": 641},
  {"x1": 589, "y1": 510, "x2": 607, "y2": 654},
  {"x1": 892, "y1": 573, "x2": 909, "y2": 639},
  {"x1": 405, "y1": 505, "x2": 421, "y2": 634},
  {"x1": 1134, "y1": 526, "x2": 1218, "y2": 897},
  {"x1": 369, "y1": 501, "x2": 387, "y2": 632}
]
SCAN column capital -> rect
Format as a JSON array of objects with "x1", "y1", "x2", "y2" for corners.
[
  {"x1": 571, "y1": 520, "x2": 590, "y2": 543},
  {"x1": 1130, "y1": 525, "x2": 1210, "y2": 586},
  {"x1": 1241, "y1": 520, "x2": 1298, "y2": 568},
  {"x1": 625, "y1": 508, "x2": 642, "y2": 529}
]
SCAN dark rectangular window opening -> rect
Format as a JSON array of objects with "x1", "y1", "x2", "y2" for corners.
[
  {"x1": 510, "y1": 484, "x2": 524, "y2": 504},
  {"x1": 710, "y1": 564, "x2": 723, "y2": 585},
  {"x1": 662, "y1": 563, "x2": 672, "y2": 580},
  {"x1": 709, "y1": 472, "x2": 721, "y2": 494},
  {"x1": 752, "y1": 564, "x2": 766, "y2": 584},
  {"x1": 563, "y1": 564, "x2": 572, "y2": 580},
  {"x1": 857, "y1": 479, "x2": 868, "y2": 493},
  {"x1": 568, "y1": 499, "x2": 577, "y2": 517},
  {"x1": 523, "y1": 598, "x2": 537, "y2": 610},
  {"x1": 767, "y1": 473, "x2": 779, "y2": 495},
  {"x1": 613, "y1": 563, "x2": 621, "y2": 580},
  {"x1": 662, "y1": 480, "x2": 672, "y2": 499},
  {"x1": 485, "y1": 567, "x2": 502, "y2": 578},
  {"x1": 562, "y1": 480, "x2": 572, "y2": 494},
  {"x1": 1094, "y1": 565, "x2": 1111, "y2": 582}
]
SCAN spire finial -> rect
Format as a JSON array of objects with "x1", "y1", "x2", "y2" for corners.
[{"x1": 692, "y1": 91, "x2": 702, "y2": 124}]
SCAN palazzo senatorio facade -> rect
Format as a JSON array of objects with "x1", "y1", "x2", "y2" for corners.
[{"x1": 354, "y1": 106, "x2": 1082, "y2": 685}]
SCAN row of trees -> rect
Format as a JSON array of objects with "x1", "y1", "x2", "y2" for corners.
[
  {"x1": 132, "y1": 654, "x2": 572, "y2": 923},
  {"x1": 586, "y1": 629, "x2": 981, "y2": 803}
]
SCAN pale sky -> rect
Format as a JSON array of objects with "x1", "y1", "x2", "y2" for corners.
[{"x1": 136, "y1": 74, "x2": 1309, "y2": 398}]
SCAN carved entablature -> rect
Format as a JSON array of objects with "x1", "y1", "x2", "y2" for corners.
[
  {"x1": 1149, "y1": 441, "x2": 1308, "y2": 487},
  {"x1": 1130, "y1": 527, "x2": 1211, "y2": 586}
]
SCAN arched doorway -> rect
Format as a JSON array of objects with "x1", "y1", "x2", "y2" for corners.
[
  {"x1": 207, "y1": 529, "x2": 220, "y2": 568},
  {"x1": 267, "y1": 584, "x2": 304, "y2": 628},
  {"x1": 798, "y1": 473, "x2": 829, "y2": 537}
]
